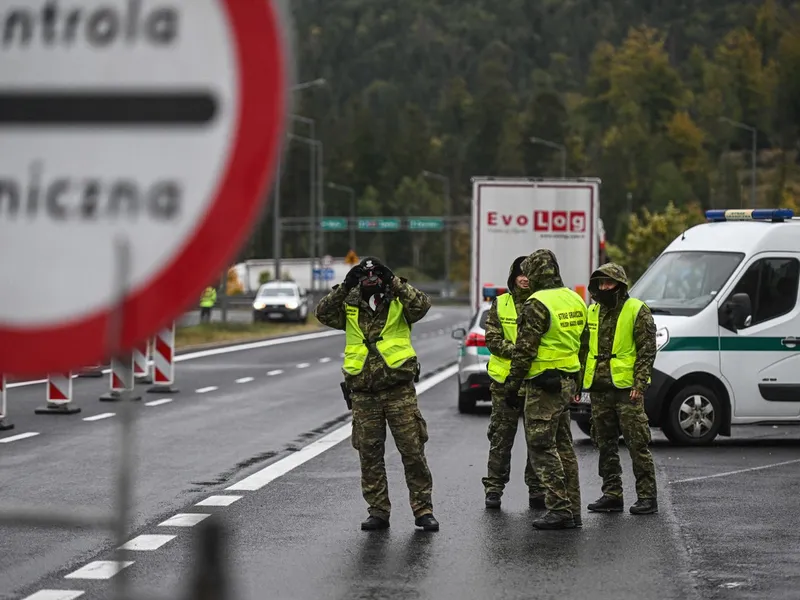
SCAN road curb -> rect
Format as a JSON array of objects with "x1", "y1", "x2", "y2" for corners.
[{"x1": 176, "y1": 326, "x2": 327, "y2": 355}]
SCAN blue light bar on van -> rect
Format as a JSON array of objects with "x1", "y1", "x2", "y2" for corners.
[
  {"x1": 705, "y1": 208, "x2": 794, "y2": 222},
  {"x1": 482, "y1": 286, "x2": 507, "y2": 299}
]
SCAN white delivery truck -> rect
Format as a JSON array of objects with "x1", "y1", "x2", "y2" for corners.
[
  {"x1": 470, "y1": 177, "x2": 603, "y2": 310},
  {"x1": 594, "y1": 207, "x2": 800, "y2": 446}
]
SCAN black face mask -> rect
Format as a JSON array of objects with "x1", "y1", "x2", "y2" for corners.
[{"x1": 594, "y1": 288, "x2": 618, "y2": 307}]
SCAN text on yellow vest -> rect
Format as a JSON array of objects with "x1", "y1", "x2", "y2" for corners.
[
  {"x1": 525, "y1": 288, "x2": 586, "y2": 379},
  {"x1": 582, "y1": 297, "x2": 645, "y2": 390},
  {"x1": 487, "y1": 293, "x2": 518, "y2": 383},
  {"x1": 343, "y1": 299, "x2": 416, "y2": 375}
]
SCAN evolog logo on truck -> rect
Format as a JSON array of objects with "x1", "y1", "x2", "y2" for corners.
[{"x1": 486, "y1": 211, "x2": 586, "y2": 232}]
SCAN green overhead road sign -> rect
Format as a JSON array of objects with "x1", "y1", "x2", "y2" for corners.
[
  {"x1": 320, "y1": 218, "x2": 348, "y2": 231},
  {"x1": 408, "y1": 218, "x2": 444, "y2": 231},
  {"x1": 358, "y1": 218, "x2": 400, "y2": 230}
]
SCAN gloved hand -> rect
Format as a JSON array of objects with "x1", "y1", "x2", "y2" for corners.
[
  {"x1": 343, "y1": 265, "x2": 363, "y2": 290},
  {"x1": 378, "y1": 264, "x2": 395, "y2": 284},
  {"x1": 504, "y1": 385, "x2": 522, "y2": 409}
]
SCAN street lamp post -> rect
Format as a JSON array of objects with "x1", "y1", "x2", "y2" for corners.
[
  {"x1": 421, "y1": 171, "x2": 452, "y2": 298},
  {"x1": 288, "y1": 133, "x2": 322, "y2": 290},
  {"x1": 529, "y1": 136, "x2": 566, "y2": 177},
  {"x1": 327, "y1": 183, "x2": 356, "y2": 251},
  {"x1": 719, "y1": 116, "x2": 757, "y2": 208},
  {"x1": 292, "y1": 78, "x2": 326, "y2": 91}
]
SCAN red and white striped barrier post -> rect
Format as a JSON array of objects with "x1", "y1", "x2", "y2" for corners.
[
  {"x1": 0, "y1": 374, "x2": 14, "y2": 430},
  {"x1": 133, "y1": 339, "x2": 153, "y2": 384},
  {"x1": 100, "y1": 355, "x2": 142, "y2": 402},
  {"x1": 35, "y1": 373, "x2": 81, "y2": 415},
  {"x1": 148, "y1": 323, "x2": 179, "y2": 394}
]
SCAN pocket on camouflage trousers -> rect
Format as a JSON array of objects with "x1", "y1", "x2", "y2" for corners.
[
  {"x1": 351, "y1": 420, "x2": 360, "y2": 450},
  {"x1": 414, "y1": 409, "x2": 429, "y2": 444}
]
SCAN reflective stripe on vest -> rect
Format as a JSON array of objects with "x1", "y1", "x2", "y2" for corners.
[
  {"x1": 582, "y1": 298, "x2": 645, "y2": 390},
  {"x1": 343, "y1": 299, "x2": 416, "y2": 375},
  {"x1": 525, "y1": 288, "x2": 586, "y2": 379},
  {"x1": 487, "y1": 293, "x2": 517, "y2": 383}
]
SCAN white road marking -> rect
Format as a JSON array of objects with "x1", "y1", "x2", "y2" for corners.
[
  {"x1": 226, "y1": 364, "x2": 458, "y2": 492},
  {"x1": 235, "y1": 377, "x2": 254, "y2": 384},
  {"x1": 158, "y1": 513, "x2": 210, "y2": 527},
  {"x1": 83, "y1": 413, "x2": 114, "y2": 422},
  {"x1": 319, "y1": 357, "x2": 331, "y2": 363},
  {"x1": 118, "y1": 534, "x2": 176, "y2": 551},
  {"x1": 196, "y1": 495, "x2": 242, "y2": 507},
  {"x1": 195, "y1": 386, "x2": 218, "y2": 394},
  {"x1": 671, "y1": 458, "x2": 800, "y2": 484},
  {"x1": 22, "y1": 591, "x2": 84, "y2": 600},
  {"x1": 64, "y1": 561, "x2": 133, "y2": 580},
  {"x1": 267, "y1": 370, "x2": 283, "y2": 376},
  {"x1": 145, "y1": 398, "x2": 173, "y2": 407},
  {"x1": 0, "y1": 432, "x2": 40, "y2": 444},
  {"x1": 296, "y1": 363, "x2": 309, "y2": 369},
  {"x1": 339, "y1": 353, "x2": 345, "y2": 358}
]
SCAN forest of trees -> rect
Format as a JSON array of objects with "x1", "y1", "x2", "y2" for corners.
[{"x1": 248, "y1": 0, "x2": 800, "y2": 286}]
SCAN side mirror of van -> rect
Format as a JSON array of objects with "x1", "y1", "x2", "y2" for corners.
[
  {"x1": 720, "y1": 292, "x2": 752, "y2": 332},
  {"x1": 451, "y1": 328, "x2": 466, "y2": 340}
]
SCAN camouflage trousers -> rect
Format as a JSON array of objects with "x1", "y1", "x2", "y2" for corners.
[
  {"x1": 523, "y1": 377, "x2": 581, "y2": 516},
  {"x1": 350, "y1": 382, "x2": 433, "y2": 519},
  {"x1": 482, "y1": 382, "x2": 543, "y2": 497},
  {"x1": 591, "y1": 388, "x2": 657, "y2": 500}
]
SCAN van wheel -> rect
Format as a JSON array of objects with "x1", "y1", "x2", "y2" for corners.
[
  {"x1": 662, "y1": 384, "x2": 722, "y2": 446},
  {"x1": 458, "y1": 390, "x2": 476, "y2": 414}
]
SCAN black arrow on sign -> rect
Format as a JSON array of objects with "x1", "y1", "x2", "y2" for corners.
[{"x1": 0, "y1": 90, "x2": 217, "y2": 125}]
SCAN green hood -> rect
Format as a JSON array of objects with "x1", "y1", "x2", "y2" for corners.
[
  {"x1": 588, "y1": 262, "x2": 630, "y2": 304},
  {"x1": 520, "y1": 249, "x2": 564, "y2": 291}
]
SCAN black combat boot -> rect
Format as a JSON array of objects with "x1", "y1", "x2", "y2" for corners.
[
  {"x1": 587, "y1": 495, "x2": 624, "y2": 513},
  {"x1": 529, "y1": 494, "x2": 546, "y2": 510},
  {"x1": 415, "y1": 514, "x2": 440, "y2": 531},
  {"x1": 533, "y1": 511, "x2": 575, "y2": 530},
  {"x1": 630, "y1": 498, "x2": 658, "y2": 515},
  {"x1": 485, "y1": 492, "x2": 501, "y2": 509},
  {"x1": 361, "y1": 515, "x2": 390, "y2": 531},
  {"x1": 571, "y1": 513, "x2": 583, "y2": 528}
]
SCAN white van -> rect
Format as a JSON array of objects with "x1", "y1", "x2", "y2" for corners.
[{"x1": 626, "y1": 208, "x2": 800, "y2": 445}]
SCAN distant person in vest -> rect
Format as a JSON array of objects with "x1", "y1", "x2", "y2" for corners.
[
  {"x1": 504, "y1": 249, "x2": 585, "y2": 530},
  {"x1": 199, "y1": 285, "x2": 217, "y2": 324},
  {"x1": 482, "y1": 256, "x2": 545, "y2": 510},
  {"x1": 314, "y1": 256, "x2": 439, "y2": 532},
  {"x1": 579, "y1": 262, "x2": 658, "y2": 515}
]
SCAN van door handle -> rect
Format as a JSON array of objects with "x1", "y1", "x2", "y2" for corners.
[{"x1": 781, "y1": 337, "x2": 798, "y2": 348}]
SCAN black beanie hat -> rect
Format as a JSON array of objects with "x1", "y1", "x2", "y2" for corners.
[{"x1": 507, "y1": 256, "x2": 527, "y2": 290}]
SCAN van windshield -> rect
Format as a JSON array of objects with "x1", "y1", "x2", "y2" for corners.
[
  {"x1": 259, "y1": 286, "x2": 295, "y2": 297},
  {"x1": 629, "y1": 251, "x2": 745, "y2": 316}
]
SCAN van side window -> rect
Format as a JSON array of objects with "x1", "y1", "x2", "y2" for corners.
[{"x1": 730, "y1": 258, "x2": 800, "y2": 325}]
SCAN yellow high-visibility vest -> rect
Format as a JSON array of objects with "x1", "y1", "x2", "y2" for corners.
[
  {"x1": 525, "y1": 288, "x2": 586, "y2": 379},
  {"x1": 487, "y1": 293, "x2": 517, "y2": 383},
  {"x1": 343, "y1": 300, "x2": 416, "y2": 374},
  {"x1": 583, "y1": 298, "x2": 647, "y2": 389}
]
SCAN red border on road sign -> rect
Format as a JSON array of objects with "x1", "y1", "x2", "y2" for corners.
[{"x1": 0, "y1": 0, "x2": 287, "y2": 376}]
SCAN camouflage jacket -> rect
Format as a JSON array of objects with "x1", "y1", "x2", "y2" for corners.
[
  {"x1": 578, "y1": 296, "x2": 657, "y2": 393},
  {"x1": 314, "y1": 277, "x2": 431, "y2": 393},
  {"x1": 484, "y1": 287, "x2": 530, "y2": 360}
]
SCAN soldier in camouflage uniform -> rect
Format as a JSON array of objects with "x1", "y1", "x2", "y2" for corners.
[
  {"x1": 315, "y1": 256, "x2": 439, "y2": 532},
  {"x1": 482, "y1": 256, "x2": 545, "y2": 510},
  {"x1": 579, "y1": 262, "x2": 658, "y2": 515},
  {"x1": 505, "y1": 250, "x2": 585, "y2": 530}
]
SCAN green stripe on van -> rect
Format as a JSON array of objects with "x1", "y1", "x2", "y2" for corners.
[{"x1": 662, "y1": 337, "x2": 799, "y2": 352}]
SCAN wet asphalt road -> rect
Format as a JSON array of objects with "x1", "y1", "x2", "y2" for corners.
[{"x1": 2, "y1": 302, "x2": 800, "y2": 599}]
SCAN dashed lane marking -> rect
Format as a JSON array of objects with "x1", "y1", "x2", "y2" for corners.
[
  {"x1": 225, "y1": 364, "x2": 459, "y2": 492},
  {"x1": 158, "y1": 513, "x2": 210, "y2": 527},
  {"x1": 82, "y1": 413, "x2": 114, "y2": 422},
  {"x1": 145, "y1": 398, "x2": 173, "y2": 407},
  {"x1": 319, "y1": 357, "x2": 331, "y2": 363},
  {"x1": 64, "y1": 561, "x2": 133, "y2": 580},
  {"x1": 296, "y1": 363, "x2": 310, "y2": 369},
  {"x1": 118, "y1": 534, "x2": 176, "y2": 551},
  {"x1": 196, "y1": 495, "x2": 242, "y2": 507},
  {"x1": 22, "y1": 591, "x2": 85, "y2": 600},
  {"x1": 235, "y1": 377, "x2": 254, "y2": 384},
  {"x1": 195, "y1": 386, "x2": 218, "y2": 394},
  {"x1": 267, "y1": 369, "x2": 283, "y2": 376},
  {"x1": 0, "y1": 432, "x2": 40, "y2": 444}
]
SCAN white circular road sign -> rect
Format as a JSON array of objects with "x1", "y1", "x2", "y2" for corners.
[{"x1": 0, "y1": 0, "x2": 290, "y2": 375}]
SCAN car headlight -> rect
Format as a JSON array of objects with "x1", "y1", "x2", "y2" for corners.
[
  {"x1": 285, "y1": 302, "x2": 298, "y2": 310},
  {"x1": 655, "y1": 327, "x2": 669, "y2": 351},
  {"x1": 253, "y1": 302, "x2": 266, "y2": 310}
]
